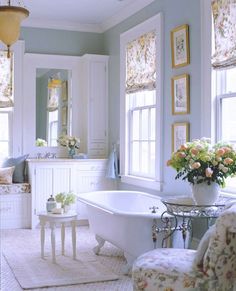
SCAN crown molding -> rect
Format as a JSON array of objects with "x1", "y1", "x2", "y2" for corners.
[
  {"x1": 22, "y1": 0, "x2": 155, "y2": 33},
  {"x1": 101, "y1": 0, "x2": 155, "y2": 31},
  {"x1": 22, "y1": 18, "x2": 103, "y2": 33}
]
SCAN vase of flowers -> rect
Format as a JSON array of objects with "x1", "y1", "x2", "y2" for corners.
[
  {"x1": 167, "y1": 138, "x2": 236, "y2": 205},
  {"x1": 57, "y1": 135, "x2": 80, "y2": 158},
  {"x1": 55, "y1": 192, "x2": 77, "y2": 213}
]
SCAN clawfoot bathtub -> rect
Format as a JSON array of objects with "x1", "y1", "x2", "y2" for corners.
[{"x1": 77, "y1": 190, "x2": 169, "y2": 274}]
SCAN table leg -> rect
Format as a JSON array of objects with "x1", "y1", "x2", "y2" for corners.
[
  {"x1": 40, "y1": 220, "x2": 46, "y2": 259},
  {"x1": 50, "y1": 222, "x2": 56, "y2": 263},
  {"x1": 61, "y1": 222, "x2": 65, "y2": 255},
  {"x1": 71, "y1": 220, "x2": 76, "y2": 260}
]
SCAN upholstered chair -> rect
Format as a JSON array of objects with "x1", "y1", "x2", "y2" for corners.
[{"x1": 132, "y1": 203, "x2": 236, "y2": 291}]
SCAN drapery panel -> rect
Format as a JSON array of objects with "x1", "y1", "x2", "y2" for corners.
[
  {"x1": 47, "y1": 78, "x2": 61, "y2": 112},
  {"x1": 0, "y1": 51, "x2": 13, "y2": 108},
  {"x1": 212, "y1": 0, "x2": 236, "y2": 69},
  {"x1": 126, "y1": 31, "x2": 156, "y2": 93}
]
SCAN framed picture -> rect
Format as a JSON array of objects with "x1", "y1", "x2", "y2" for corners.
[
  {"x1": 61, "y1": 81, "x2": 68, "y2": 102},
  {"x1": 61, "y1": 106, "x2": 67, "y2": 126},
  {"x1": 171, "y1": 24, "x2": 190, "y2": 68},
  {"x1": 172, "y1": 74, "x2": 190, "y2": 115},
  {"x1": 172, "y1": 122, "x2": 189, "y2": 152}
]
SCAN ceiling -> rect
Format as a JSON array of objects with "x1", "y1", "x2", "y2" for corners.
[{"x1": 19, "y1": 0, "x2": 155, "y2": 33}]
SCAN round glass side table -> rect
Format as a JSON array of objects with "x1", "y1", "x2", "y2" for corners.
[{"x1": 160, "y1": 196, "x2": 232, "y2": 248}]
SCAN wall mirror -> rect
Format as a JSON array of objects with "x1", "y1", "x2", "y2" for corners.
[
  {"x1": 23, "y1": 53, "x2": 81, "y2": 154},
  {"x1": 36, "y1": 68, "x2": 71, "y2": 146}
]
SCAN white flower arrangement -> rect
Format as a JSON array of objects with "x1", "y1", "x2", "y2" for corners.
[
  {"x1": 35, "y1": 138, "x2": 47, "y2": 147},
  {"x1": 57, "y1": 135, "x2": 80, "y2": 149}
]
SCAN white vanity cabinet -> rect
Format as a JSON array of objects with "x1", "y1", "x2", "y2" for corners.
[
  {"x1": 80, "y1": 55, "x2": 109, "y2": 158},
  {"x1": 74, "y1": 160, "x2": 116, "y2": 219},
  {"x1": 27, "y1": 159, "x2": 116, "y2": 228}
]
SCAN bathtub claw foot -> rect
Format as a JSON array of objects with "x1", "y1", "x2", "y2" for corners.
[
  {"x1": 122, "y1": 252, "x2": 135, "y2": 275},
  {"x1": 93, "y1": 235, "x2": 105, "y2": 255}
]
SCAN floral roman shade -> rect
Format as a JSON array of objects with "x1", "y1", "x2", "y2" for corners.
[
  {"x1": 211, "y1": 0, "x2": 236, "y2": 69},
  {"x1": 126, "y1": 31, "x2": 156, "y2": 93},
  {"x1": 47, "y1": 78, "x2": 62, "y2": 112},
  {"x1": 0, "y1": 51, "x2": 13, "y2": 108}
]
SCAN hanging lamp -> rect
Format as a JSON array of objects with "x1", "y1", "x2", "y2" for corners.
[{"x1": 0, "y1": 0, "x2": 29, "y2": 57}]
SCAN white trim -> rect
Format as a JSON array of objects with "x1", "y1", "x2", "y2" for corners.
[
  {"x1": 23, "y1": 19, "x2": 103, "y2": 33},
  {"x1": 121, "y1": 175, "x2": 162, "y2": 191},
  {"x1": 101, "y1": 0, "x2": 155, "y2": 32},
  {"x1": 22, "y1": 0, "x2": 155, "y2": 33},
  {"x1": 200, "y1": 0, "x2": 214, "y2": 140},
  {"x1": 23, "y1": 53, "x2": 81, "y2": 156},
  {"x1": 120, "y1": 13, "x2": 163, "y2": 190}
]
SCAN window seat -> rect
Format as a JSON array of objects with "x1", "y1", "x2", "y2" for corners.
[{"x1": 0, "y1": 183, "x2": 30, "y2": 194}]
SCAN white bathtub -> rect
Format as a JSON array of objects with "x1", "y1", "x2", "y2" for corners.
[{"x1": 77, "y1": 190, "x2": 170, "y2": 273}]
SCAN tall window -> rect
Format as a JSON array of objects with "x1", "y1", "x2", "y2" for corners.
[
  {"x1": 212, "y1": 0, "x2": 236, "y2": 193},
  {"x1": 120, "y1": 14, "x2": 162, "y2": 190},
  {"x1": 0, "y1": 51, "x2": 13, "y2": 158}
]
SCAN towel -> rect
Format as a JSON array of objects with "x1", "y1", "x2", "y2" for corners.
[{"x1": 106, "y1": 149, "x2": 119, "y2": 179}]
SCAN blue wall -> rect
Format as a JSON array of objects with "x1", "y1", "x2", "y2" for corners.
[
  {"x1": 21, "y1": 27, "x2": 105, "y2": 56},
  {"x1": 103, "y1": 0, "x2": 201, "y2": 197},
  {"x1": 20, "y1": 0, "x2": 201, "y2": 197}
]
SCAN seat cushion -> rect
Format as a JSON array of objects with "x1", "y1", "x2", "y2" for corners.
[
  {"x1": 132, "y1": 248, "x2": 207, "y2": 291},
  {"x1": 0, "y1": 183, "x2": 31, "y2": 194}
]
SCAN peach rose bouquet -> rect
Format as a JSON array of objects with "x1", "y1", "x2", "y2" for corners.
[{"x1": 167, "y1": 138, "x2": 236, "y2": 187}]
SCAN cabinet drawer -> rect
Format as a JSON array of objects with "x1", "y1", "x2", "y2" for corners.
[{"x1": 76, "y1": 162, "x2": 107, "y2": 171}]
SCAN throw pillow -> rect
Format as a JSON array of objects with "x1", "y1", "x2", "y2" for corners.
[
  {"x1": 0, "y1": 166, "x2": 15, "y2": 184},
  {"x1": 192, "y1": 224, "x2": 216, "y2": 268},
  {"x1": 2, "y1": 154, "x2": 29, "y2": 183}
]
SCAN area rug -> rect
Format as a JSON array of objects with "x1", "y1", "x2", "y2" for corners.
[{"x1": 3, "y1": 250, "x2": 119, "y2": 290}]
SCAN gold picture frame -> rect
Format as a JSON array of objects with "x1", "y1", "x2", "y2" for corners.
[
  {"x1": 171, "y1": 24, "x2": 190, "y2": 68},
  {"x1": 172, "y1": 122, "x2": 189, "y2": 152},
  {"x1": 172, "y1": 74, "x2": 190, "y2": 115}
]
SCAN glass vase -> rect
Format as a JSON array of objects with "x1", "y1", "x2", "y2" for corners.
[{"x1": 68, "y1": 147, "x2": 76, "y2": 158}]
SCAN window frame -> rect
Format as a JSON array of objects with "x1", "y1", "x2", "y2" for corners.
[
  {"x1": 201, "y1": 0, "x2": 236, "y2": 197},
  {"x1": 120, "y1": 13, "x2": 163, "y2": 190},
  {"x1": 0, "y1": 109, "x2": 13, "y2": 157}
]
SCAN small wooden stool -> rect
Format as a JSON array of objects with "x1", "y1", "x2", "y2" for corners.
[{"x1": 38, "y1": 212, "x2": 77, "y2": 263}]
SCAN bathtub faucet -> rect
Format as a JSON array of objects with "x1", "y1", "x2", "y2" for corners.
[{"x1": 149, "y1": 206, "x2": 159, "y2": 213}]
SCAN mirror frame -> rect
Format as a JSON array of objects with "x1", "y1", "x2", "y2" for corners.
[{"x1": 23, "y1": 53, "x2": 81, "y2": 155}]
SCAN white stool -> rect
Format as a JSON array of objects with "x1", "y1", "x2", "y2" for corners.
[{"x1": 38, "y1": 212, "x2": 77, "y2": 263}]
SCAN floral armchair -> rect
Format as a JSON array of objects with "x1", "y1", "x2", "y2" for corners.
[{"x1": 132, "y1": 203, "x2": 236, "y2": 291}]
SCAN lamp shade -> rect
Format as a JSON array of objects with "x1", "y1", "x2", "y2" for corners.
[{"x1": 0, "y1": 6, "x2": 29, "y2": 47}]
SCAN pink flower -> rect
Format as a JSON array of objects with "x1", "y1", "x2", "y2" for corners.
[
  {"x1": 192, "y1": 162, "x2": 201, "y2": 169},
  {"x1": 167, "y1": 160, "x2": 172, "y2": 166},
  {"x1": 216, "y1": 148, "x2": 225, "y2": 156},
  {"x1": 205, "y1": 167, "x2": 213, "y2": 177},
  {"x1": 223, "y1": 147, "x2": 231, "y2": 153},
  {"x1": 180, "y1": 144, "x2": 188, "y2": 151},
  {"x1": 190, "y1": 148, "x2": 199, "y2": 156},
  {"x1": 177, "y1": 152, "x2": 186, "y2": 158},
  {"x1": 222, "y1": 167, "x2": 228, "y2": 173},
  {"x1": 224, "y1": 158, "x2": 233, "y2": 165}
]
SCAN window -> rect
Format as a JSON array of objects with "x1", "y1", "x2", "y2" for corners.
[
  {"x1": 0, "y1": 50, "x2": 14, "y2": 157},
  {"x1": 211, "y1": 0, "x2": 236, "y2": 193},
  {"x1": 48, "y1": 110, "x2": 58, "y2": 147},
  {"x1": 120, "y1": 14, "x2": 163, "y2": 190},
  {"x1": 216, "y1": 67, "x2": 236, "y2": 192}
]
